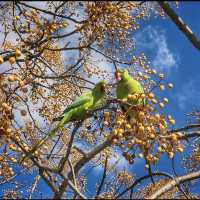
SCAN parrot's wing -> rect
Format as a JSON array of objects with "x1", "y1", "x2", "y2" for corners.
[
  {"x1": 62, "y1": 92, "x2": 92, "y2": 114},
  {"x1": 53, "y1": 92, "x2": 92, "y2": 121}
]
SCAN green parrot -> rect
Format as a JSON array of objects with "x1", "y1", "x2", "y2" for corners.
[
  {"x1": 21, "y1": 81, "x2": 107, "y2": 162},
  {"x1": 115, "y1": 69, "x2": 145, "y2": 117}
]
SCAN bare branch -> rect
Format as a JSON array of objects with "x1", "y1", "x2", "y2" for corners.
[
  {"x1": 148, "y1": 169, "x2": 200, "y2": 199},
  {"x1": 116, "y1": 172, "x2": 173, "y2": 199},
  {"x1": 96, "y1": 156, "x2": 108, "y2": 197},
  {"x1": 58, "y1": 121, "x2": 82, "y2": 173},
  {"x1": 158, "y1": 1, "x2": 200, "y2": 51}
]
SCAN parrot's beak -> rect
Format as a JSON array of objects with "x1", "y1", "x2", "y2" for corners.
[{"x1": 115, "y1": 71, "x2": 121, "y2": 81}]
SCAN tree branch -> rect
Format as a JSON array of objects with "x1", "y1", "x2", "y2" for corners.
[
  {"x1": 148, "y1": 169, "x2": 200, "y2": 199},
  {"x1": 158, "y1": 1, "x2": 200, "y2": 51},
  {"x1": 116, "y1": 172, "x2": 173, "y2": 199},
  {"x1": 58, "y1": 121, "x2": 82, "y2": 173}
]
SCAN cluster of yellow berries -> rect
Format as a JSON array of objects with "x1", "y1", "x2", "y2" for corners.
[
  {"x1": 117, "y1": 170, "x2": 134, "y2": 186},
  {"x1": 102, "y1": 54, "x2": 182, "y2": 167},
  {"x1": 7, "y1": 74, "x2": 26, "y2": 88},
  {"x1": 0, "y1": 49, "x2": 22, "y2": 65},
  {"x1": 83, "y1": 2, "x2": 139, "y2": 47},
  {"x1": 0, "y1": 155, "x2": 15, "y2": 180}
]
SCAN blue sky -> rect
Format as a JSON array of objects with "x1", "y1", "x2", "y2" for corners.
[
  {"x1": 86, "y1": 2, "x2": 200, "y2": 197},
  {"x1": 1, "y1": 1, "x2": 200, "y2": 198},
  {"x1": 128, "y1": 1, "x2": 200, "y2": 196},
  {"x1": 135, "y1": 2, "x2": 200, "y2": 128}
]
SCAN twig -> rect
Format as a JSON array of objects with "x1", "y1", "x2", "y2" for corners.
[
  {"x1": 29, "y1": 175, "x2": 41, "y2": 199},
  {"x1": 54, "y1": 174, "x2": 86, "y2": 199},
  {"x1": 58, "y1": 121, "x2": 82, "y2": 173},
  {"x1": 17, "y1": 1, "x2": 85, "y2": 23},
  {"x1": 95, "y1": 156, "x2": 108, "y2": 197},
  {"x1": 68, "y1": 158, "x2": 77, "y2": 188}
]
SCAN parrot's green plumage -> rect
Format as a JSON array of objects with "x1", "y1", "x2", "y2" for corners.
[
  {"x1": 115, "y1": 69, "x2": 145, "y2": 116},
  {"x1": 21, "y1": 81, "x2": 107, "y2": 162}
]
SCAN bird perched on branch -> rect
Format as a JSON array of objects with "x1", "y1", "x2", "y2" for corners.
[
  {"x1": 115, "y1": 68, "x2": 146, "y2": 117},
  {"x1": 21, "y1": 81, "x2": 107, "y2": 162}
]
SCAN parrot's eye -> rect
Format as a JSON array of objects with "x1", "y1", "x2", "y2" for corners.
[{"x1": 101, "y1": 84, "x2": 106, "y2": 92}]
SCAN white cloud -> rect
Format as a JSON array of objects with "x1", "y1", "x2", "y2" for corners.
[
  {"x1": 135, "y1": 25, "x2": 178, "y2": 73},
  {"x1": 176, "y1": 80, "x2": 200, "y2": 110}
]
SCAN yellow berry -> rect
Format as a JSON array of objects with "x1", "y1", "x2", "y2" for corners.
[
  {"x1": 125, "y1": 124, "x2": 132, "y2": 130},
  {"x1": 138, "y1": 72, "x2": 143, "y2": 76},
  {"x1": 9, "y1": 144, "x2": 17, "y2": 151},
  {"x1": 152, "y1": 69, "x2": 157, "y2": 74},
  {"x1": 0, "y1": 56, "x2": 4, "y2": 64},
  {"x1": 15, "y1": 49, "x2": 21, "y2": 57},
  {"x1": 62, "y1": 22, "x2": 68, "y2": 27},
  {"x1": 159, "y1": 84, "x2": 165, "y2": 91},
  {"x1": 158, "y1": 73, "x2": 164, "y2": 79},
  {"x1": 168, "y1": 115, "x2": 172, "y2": 119},
  {"x1": 2, "y1": 102, "x2": 8, "y2": 108},
  {"x1": 104, "y1": 112, "x2": 110, "y2": 118},
  {"x1": 145, "y1": 164, "x2": 150, "y2": 169},
  {"x1": 154, "y1": 114, "x2": 160, "y2": 120},
  {"x1": 15, "y1": 16, "x2": 20, "y2": 20},
  {"x1": 159, "y1": 124, "x2": 166, "y2": 132},
  {"x1": 168, "y1": 83, "x2": 174, "y2": 89},
  {"x1": 169, "y1": 119, "x2": 175, "y2": 125},
  {"x1": 151, "y1": 98, "x2": 158, "y2": 104},
  {"x1": 127, "y1": 94, "x2": 133, "y2": 100},
  {"x1": 138, "y1": 153, "x2": 144, "y2": 158},
  {"x1": 11, "y1": 157, "x2": 17, "y2": 163},
  {"x1": 141, "y1": 93, "x2": 146, "y2": 99},
  {"x1": 158, "y1": 146, "x2": 163, "y2": 153},
  {"x1": 177, "y1": 147, "x2": 184, "y2": 152},
  {"x1": 159, "y1": 102, "x2": 164, "y2": 109},
  {"x1": 122, "y1": 98, "x2": 127, "y2": 102},
  {"x1": 117, "y1": 130, "x2": 124, "y2": 138},
  {"x1": 117, "y1": 120, "x2": 123, "y2": 126},
  {"x1": 130, "y1": 94, "x2": 137, "y2": 100},
  {"x1": 168, "y1": 152, "x2": 174, "y2": 159},
  {"x1": 138, "y1": 125, "x2": 145, "y2": 133},
  {"x1": 143, "y1": 75, "x2": 149, "y2": 80},
  {"x1": 6, "y1": 128, "x2": 12, "y2": 133},
  {"x1": 113, "y1": 129, "x2": 118, "y2": 136},
  {"x1": 146, "y1": 126, "x2": 151, "y2": 132},
  {"x1": 150, "y1": 134, "x2": 155, "y2": 139},
  {"x1": 9, "y1": 57, "x2": 16, "y2": 64},
  {"x1": 19, "y1": 80, "x2": 25, "y2": 87},
  {"x1": 163, "y1": 98, "x2": 168, "y2": 104},
  {"x1": 8, "y1": 75, "x2": 15, "y2": 82},
  {"x1": 138, "y1": 111, "x2": 145, "y2": 118},
  {"x1": 171, "y1": 133, "x2": 178, "y2": 142},
  {"x1": 153, "y1": 156, "x2": 159, "y2": 162},
  {"x1": 148, "y1": 92, "x2": 155, "y2": 99},
  {"x1": 130, "y1": 118, "x2": 137, "y2": 124},
  {"x1": 128, "y1": 142, "x2": 133, "y2": 149}
]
